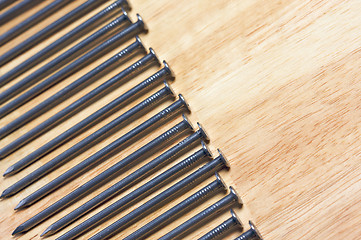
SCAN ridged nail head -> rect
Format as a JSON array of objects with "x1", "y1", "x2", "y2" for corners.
[
  {"x1": 249, "y1": 221, "x2": 263, "y2": 240},
  {"x1": 162, "y1": 60, "x2": 175, "y2": 81},
  {"x1": 134, "y1": 36, "x2": 147, "y2": 54},
  {"x1": 148, "y1": 47, "x2": 161, "y2": 66},
  {"x1": 181, "y1": 114, "x2": 194, "y2": 132},
  {"x1": 230, "y1": 209, "x2": 243, "y2": 230},
  {"x1": 229, "y1": 186, "x2": 243, "y2": 206},
  {"x1": 217, "y1": 149, "x2": 230, "y2": 169},
  {"x1": 201, "y1": 141, "x2": 213, "y2": 158},
  {"x1": 197, "y1": 122, "x2": 210, "y2": 143},
  {"x1": 178, "y1": 94, "x2": 191, "y2": 113},
  {"x1": 163, "y1": 81, "x2": 176, "y2": 100},
  {"x1": 215, "y1": 172, "x2": 227, "y2": 192},
  {"x1": 136, "y1": 14, "x2": 148, "y2": 33}
]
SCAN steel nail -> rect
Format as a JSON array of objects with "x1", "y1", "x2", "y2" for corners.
[
  {"x1": 0, "y1": 48, "x2": 160, "y2": 159},
  {"x1": 234, "y1": 221, "x2": 263, "y2": 240},
  {"x1": 159, "y1": 186, "x2": 243, "y2": 240},
  {"x1": 198, "y1": 209, "x2": 243, "y2": 240},
  {"x1": 43, "y1": 119, "x2": 207, "y2": 238},
  {"x1": 0, "y1": 0, "x2": 116, "y2": 66},
  {"x1": 17, "y1": 104, "x2": 190, "y2": 208},
  {"x1": 58, "y1": 142, "x2": 215, "y2": 240},
  {"x1": 0, "y1": 0, "x2": 71, "y2": 46},
  {"x1": 0, "y1": 37, "x2": 145, "y2": 161},
  {"x1": 0, "y1": 11, "x2": 135, "y2": 108},
  {"x1": 88, "y1": 151, "x2": 230, "y2": 240},
  {"x1": 2, "y1": 82, "x2": 177, "y2": 200},
  {"x1": 124, "y1": 173, "x2": 228, "y2": 240},
  {"x1": 45, "y1": 123, "x2": 208, "y2": 237},
  {"x1": 12, "y1": 108, "x2": 192, "y2": 235},
  {"x1": 4, "y1": 59, "x2": 174, "y2": 177},
  {"x1": 0, "y1": 0, "x2": 130, "y2": 87}
]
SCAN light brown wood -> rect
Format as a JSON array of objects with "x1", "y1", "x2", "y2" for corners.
[{"x1": 1, "y1": 0, "x2": 361, "y2": 239}]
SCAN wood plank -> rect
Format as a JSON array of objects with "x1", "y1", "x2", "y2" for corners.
[{"x1": 0, "y1": 0, "x2": 360, "y2": 239}]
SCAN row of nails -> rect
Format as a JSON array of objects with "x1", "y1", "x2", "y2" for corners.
[{"x1": 1, "y1": 0, "x2": 262, "y2": 239}]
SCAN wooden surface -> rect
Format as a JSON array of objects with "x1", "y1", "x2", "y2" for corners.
[{"x1": 1, "y1": 0, "x2": 361, "y2": 239}]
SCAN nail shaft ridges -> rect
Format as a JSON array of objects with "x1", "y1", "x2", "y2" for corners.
[
  {"x1": 4, "y1": 60, "x2": 174, "y2": 177},
  {"x1": 2, "y1": 83, "x2": 176, "y2": 200},
  {"x1": 0, "y1": 49, "x2": 159, "y2": 160},
  {"x1": 46, "y1": 137, "x2": 210, "y2": 238},
  {"x1": 88, "y1": 153, "x2": 230, "y2": 240},
  {"x1": 124, "y1": 173, "x2": 227, "y2": 240},
  {"x1": 159, "y1": 187, "x2": 243, "y2": 240},
  {"x1": 12, "y1": 105, "x2": 191, "y2": 235},
  {"x1": 198, "y1": 209, "x2": 243, "y2": 240}
]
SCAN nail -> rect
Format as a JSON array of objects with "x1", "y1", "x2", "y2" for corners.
[
  {"x1": 88, "y1": 151, "x2": 230, "y2": 240},
  {"x1": 0, "y1": 11, "x2": 136, "y2": 109},
  {"x1": 1, "y1": 37, "x2": 145, "y2": 168},
  {"x1": 159, "y1": 186, "x2": 243, "y2": 240},
  {"x1": 0, "y1": 0, "x2": 130, "y2": 87},
  {"x1": 3, "y1": 82, "x2": 177, "y2": 200},
  {"x1": 0, "y1": 48, "x2": 159, "y2": 159},
  {"x1": 0, "y1": 0, "x2": 41, "y2": 26},
  {"x1": 0, "y1": 0, "x2": 71, "y2": 46},
  {"x1": 0, "y1": 0, "x2": 116, "y2": 66},
  {"x1": 17, "y1": 105, "x2": 189, "y2": 208},
  {"x1": 59, "y1": 142, "x2": 215, "y2": 240},
  {"x1": 198, "y1": 209, "x2": 243, "y2": 240},
  {"x1": 4, "y1": 59, "x2": 174, "y2": 177},
  {"x1": 234, "y1": 221, "x2": 263, "y2": 240},
  {"x1": 124, "y1": 173, "x2": 228, "y2": 240},
  {"x1": 44, "y1": 122, "x2": 209, "y2": 237},
  {"x1": 12, "y1": 107, "x2": 192, "y2": 235}
]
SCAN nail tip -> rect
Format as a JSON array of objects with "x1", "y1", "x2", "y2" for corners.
[
  {"x1": 40, "y1": 226, "x2": 54, "y2": 238},
  {"x1": 14, "y1": 199, "x2": 27, "y2": 210},
  {"x1": 3, "y1": 165, "x2": 14, "y2": 177},
  {"x1": 12, "y1": 225, "x2": 25, "y2": 235}
]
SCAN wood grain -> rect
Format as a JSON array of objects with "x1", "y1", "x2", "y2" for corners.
[{"x1": 1, "y1": 0, "x2": 361, "y2": 239}]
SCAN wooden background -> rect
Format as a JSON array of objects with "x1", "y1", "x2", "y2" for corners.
[{"x1": 1, "y1": 0, "x2": 361, "y2": 239}]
